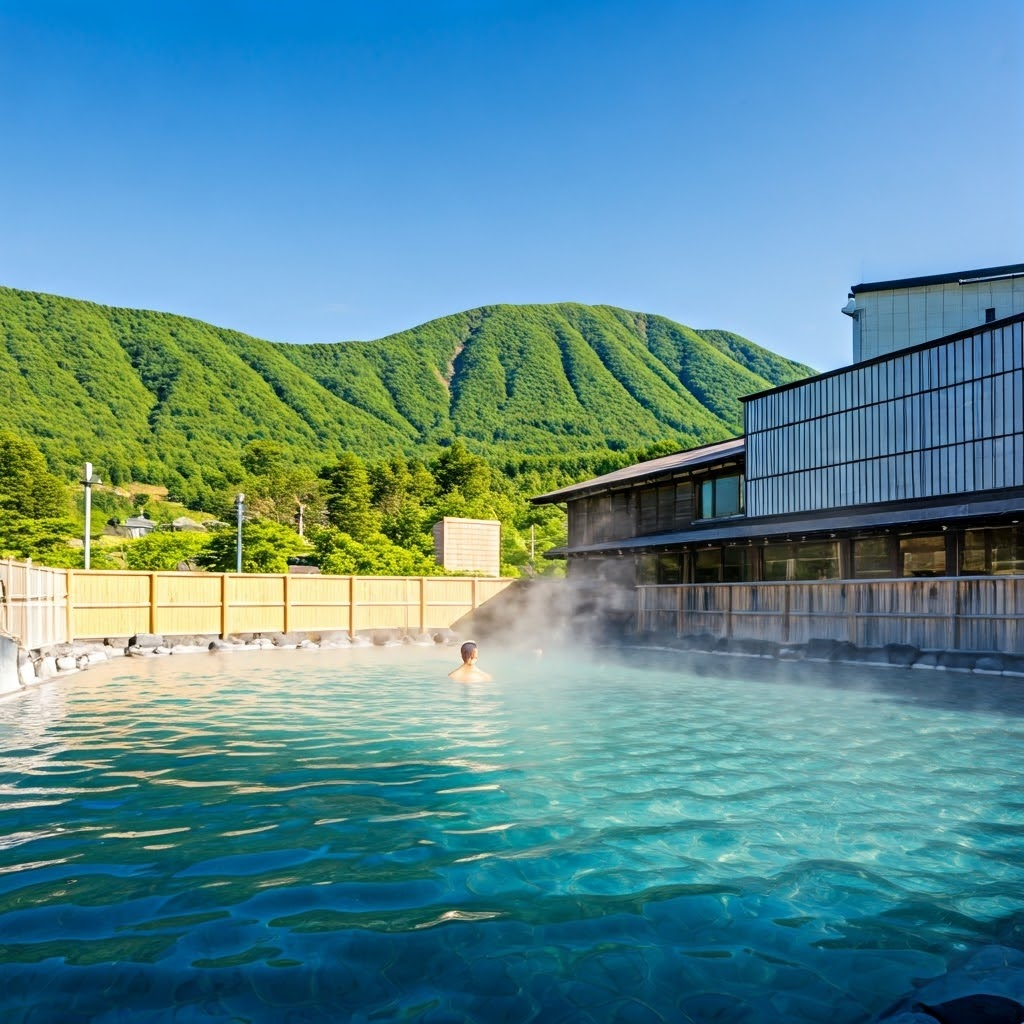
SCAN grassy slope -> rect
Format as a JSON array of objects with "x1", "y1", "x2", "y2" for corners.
[{"x1": 0, "y1": 287, "x2": 814, "y2": 492}]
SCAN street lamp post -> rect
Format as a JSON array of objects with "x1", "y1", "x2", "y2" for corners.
[
  {"x1": 235, "y1": 493, "x2": 245, "y2": 573},
  {"x1": 82, "y1": 462, "x2": 101, "y2": 570}
]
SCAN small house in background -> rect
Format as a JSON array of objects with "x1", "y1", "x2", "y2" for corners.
[
  {"x1": 117, "y1": 516, "x2": 157, "y2": 539},
  {"x1": 432, "y1": 517, "x2": 501, "y2": 577}
]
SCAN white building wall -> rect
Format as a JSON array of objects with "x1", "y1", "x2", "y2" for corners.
[{"x1": 853, "y1": 275, "x2": 1024, "y2": 361}]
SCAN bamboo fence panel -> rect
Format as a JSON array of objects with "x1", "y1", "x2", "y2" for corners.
[
  {"x1": 58, "y1": 570, "x2": 513, "y2": 642},
  {"x1": 0, "y1": 558, "x2": 68, "y2": 649},
  {"x1": 70, "y1": 571, "x2": 151, "y2": 640},
  {"x1": 223, "y1": 575, "x2": 287, "y2": 636},
  {"x1": 154, "y1": 573, "x2": 224, "y2": 636},
  {"x1": 285, "y1": 575, "x2": 353, "y2": 634}
]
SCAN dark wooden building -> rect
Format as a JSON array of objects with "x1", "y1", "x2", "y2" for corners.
[{"x1": 533, "y1": 271, "x2": 1024, "y2": 589}]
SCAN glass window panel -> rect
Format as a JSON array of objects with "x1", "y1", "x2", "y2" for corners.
[
  {"x1": 762, "y1": 543, "x2": 792, "y2": 581},
  {"x1": 699, "y1": 480, "x2": 713, "y2": 519},
  {"x1": 961, "y1": 528, "x2": 988, "y2": 575},
  {"x1": 637, "y1": 554, "x2": 658, "y2": 585},
  {"x1": 793, "y1": 541, "x2": 839, "y2": 580},
  {"x1": 715, "y1": 475, "x2": 741, "y2": 517},
  {"x1": 991, "y1": 526, "x2": 1024, "y2": 574},
  {"x1": 853, "y1": 537, "x2": 894, "y2": 578},
  {"x1": 694, "y1": 548, "x2": 721, "y2": 583},
  {"x1": 899, "y1": 535, "x2": 946, "y2": 577},
  {"x1": 722, "y1": 547, "x2": 752, "y2": 582},
  {"x1": 657, "y1": 553, "x2": 682, "y2": 585}
]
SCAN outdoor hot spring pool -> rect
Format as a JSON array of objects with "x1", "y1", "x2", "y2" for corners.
[{"x1": 1, "y1": 646, "x2": 1023, "y2": 1023}]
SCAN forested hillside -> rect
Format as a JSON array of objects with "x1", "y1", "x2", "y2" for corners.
[{"x1": 0, "y1": 287, "x2": 813, "y2": 506}]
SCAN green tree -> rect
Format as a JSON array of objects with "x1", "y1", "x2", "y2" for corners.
[
  {"x1": 0, "y1": 430, "x2": 71, "y2": 518},
  {"x1": 321, "y1": 452, "x2": 380, "y2": 541},
  {"x1": 368, "y1": 454, "x2": 435, "y2": 550},
  {"x1": 196, "y1": 519, "x2": 310, "y2": 573},
  {"x1": 124, "y1": 530, "x2": 212, "y2": 571},
  {"x1": 0, "y1": 514, "x2": 80, "y2": 563},
  {"x1": 240, "y1": 439, "x2": 287, "y2": 477},
  {"x1": 430, "y1": 440, "x2": 490, "y2": 499},
  {"x1": 310, "y1": 526, "x2": 445, "y2": 577}
]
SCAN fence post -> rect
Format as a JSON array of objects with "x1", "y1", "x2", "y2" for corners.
[
  {"x1": 953, "y1": 578, "x2": 962, "y2": 650},
  {"x1": 283, "y1": 572, "x2": 291, "y2": 635},
  {"x1": 66, "y1": 569, "x2": 75, "y2": 642},
  {"x1": 676, "y1": 585, "x2": 683, "y2": 636},
  {"x1": 220, "y1": 574, "x2": 229, "y2": 639},
  {"x1": 419, "y1": 577, "x2": 427, "y2": 634},
  {"x1": 783, "y1": 583, "x2": 791, "y2": 644},
  {"x1": 24, "y1": 557, "x2": 33, "y2": 651},
  {"x1": 149, "y1": 573, "x2": 158, "y2": 635},
  {"x1": 471, "y1": 577, "x2": 478, "y2": 611},
  {"x1": 349, "y1": 576, "x2": 356, "y2": 637}
]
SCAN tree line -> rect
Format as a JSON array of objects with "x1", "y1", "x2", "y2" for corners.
[{"x1": 0, "y1": 430, "x2": 568, "y2": 577}]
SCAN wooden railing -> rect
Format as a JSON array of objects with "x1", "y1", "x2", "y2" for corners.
[
  {"x1": 637, "y1": 577, "x2": 1024, "y2": 654},
  {"x1": 0, "y1": 560, "x2": 513, "y2": 646}
]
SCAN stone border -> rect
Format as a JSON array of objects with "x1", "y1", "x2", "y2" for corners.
[
  {"x1": 2, "y1": 628, "x2": 462, "y2": 697},
  {"x1": 631, "y1": 632, "x2": 1024, "y2": 678}
]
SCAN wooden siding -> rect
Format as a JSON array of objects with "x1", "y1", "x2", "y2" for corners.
[
  {"x1": 745, "y1": 320, "x2": 1024, "y2": 517},
  {"x1": 568, "y1": 481, "x2": 696, "y2": 546},
  {"x1": 637, "y1": 578, "x2": 1024, "y2": 654},
  {"x1": 0, "y1": 559, "x2": 513, "y2": 645}
]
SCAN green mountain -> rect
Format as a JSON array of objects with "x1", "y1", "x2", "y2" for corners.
[{"x1": 0, "y1": 287, "x2": 813, "y2": 503}]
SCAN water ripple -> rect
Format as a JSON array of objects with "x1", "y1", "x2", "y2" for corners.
[{"x1": 0, "y1": 648, "x2": 1021, "y2": 1023}]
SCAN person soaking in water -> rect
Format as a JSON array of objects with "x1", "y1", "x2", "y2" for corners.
[{"x1": 448, "y1": 641, "x2": 492, "y2": 683}]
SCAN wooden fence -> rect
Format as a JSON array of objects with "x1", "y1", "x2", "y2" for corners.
[
  {"x1": 0, "y1": 559, "x2": 512, "y2": 646},
  {"x1": 0, "y1": 559, "x2": 69, "y2": 649},
  {"x1": 637, "y1": 577, "x2": 1024, "y2": 654}
]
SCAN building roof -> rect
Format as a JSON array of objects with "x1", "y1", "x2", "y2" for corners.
[
  {"x1": 850, "y1": 263, "x2": 1024, "y2": 296},
  {"x1": 544, "y1": 490, "x2": 1024, "y2": 557},
  {"x1": 530, "y1": 437, "x2": 745, "y2": 504},
  {"x1": 124, "y1": 516, "x2": 155, "y2": 530}
]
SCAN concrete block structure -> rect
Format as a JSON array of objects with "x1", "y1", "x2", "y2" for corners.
[{"x1": 432, "y1": 517, "x2": 501, "y2": 577}]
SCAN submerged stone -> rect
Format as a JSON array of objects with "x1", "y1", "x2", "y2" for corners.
[{"x1": 916, "y1": 993, "x2": 1024, "y2": 1023}]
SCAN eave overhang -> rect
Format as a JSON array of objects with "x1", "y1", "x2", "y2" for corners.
[
  {"x1": 530, "y1": 437, "x2": 745, "y2": 505},
  {"x1": 545, "y1": 490, "x2": 1024, "y2": 558}
]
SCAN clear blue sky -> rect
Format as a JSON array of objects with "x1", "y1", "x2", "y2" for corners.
[{"x1": 1, "y1": 0, "x2": 1021, "y2": 370}]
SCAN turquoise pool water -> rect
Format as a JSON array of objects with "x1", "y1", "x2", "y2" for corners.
[{"x1": 1, "y1": 647, "x2": 1022, "y2": 1023}]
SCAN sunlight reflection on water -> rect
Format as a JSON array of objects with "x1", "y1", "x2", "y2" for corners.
[{"x1": 0, "y1": 646, "x2": 1022, "y2": 1022}]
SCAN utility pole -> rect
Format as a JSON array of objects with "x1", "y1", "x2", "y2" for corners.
[
  {"x1": 82, "y1": 463, "x2": 101, "y2": 570},
  {"x1": 235, "y1": 494, "x2": 245, "y2": 573}
]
